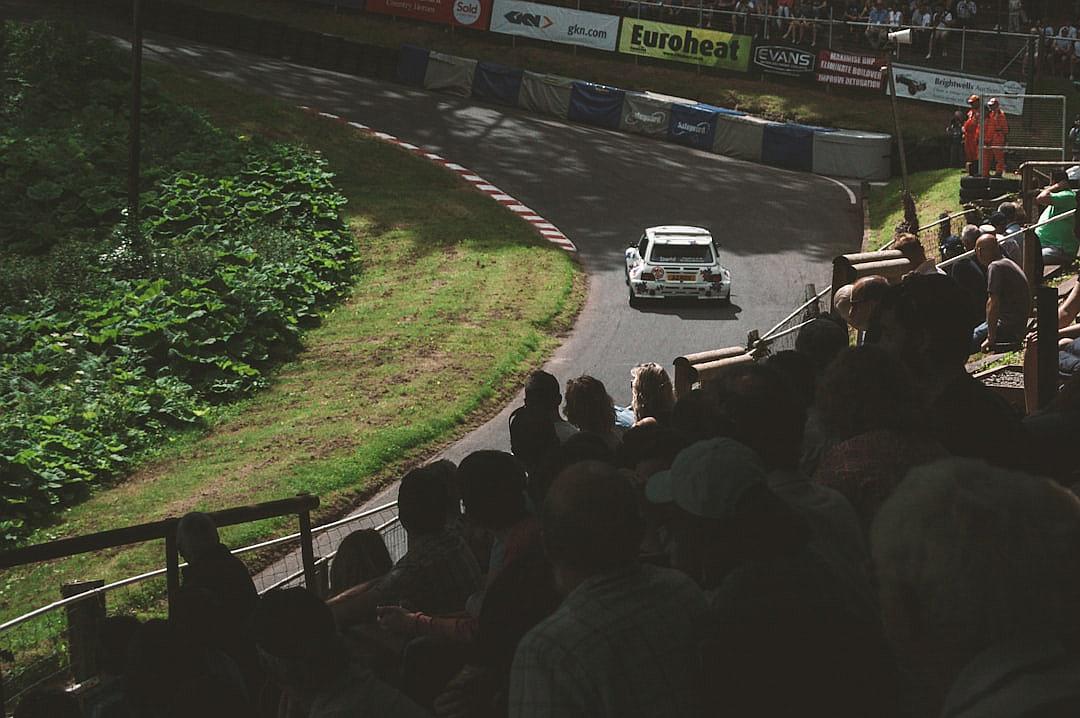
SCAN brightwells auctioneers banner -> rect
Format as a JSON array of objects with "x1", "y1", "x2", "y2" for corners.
[
  {"x1": 617, "y1": 19, "x2": 751, "y2": 72},
  {"x1": 887, "y1": 64, "x2": 1026, "y2": 115},
  {"x1": 490, "y1": 0, "x2": 620, "y2": 51}
]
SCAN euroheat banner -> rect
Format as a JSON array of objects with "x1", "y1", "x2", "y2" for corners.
[
  {"x1": 617, "y1": 19, "x2": 751, "y2": 72},
  {"x1": 815, "y1": 50, "x2": 884, "y2": 91},
  {"x1": 886, "y1": 65, "x2": 1026, "y2": 115},
  {"x1": 366, "y1": 0, "x2": 492, "y2": 30},
  {"x1": 490, "y1": 0, "x2": 620, "y2": 51}
]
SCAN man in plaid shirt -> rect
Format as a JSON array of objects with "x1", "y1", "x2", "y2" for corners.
[
  {"x1": 329, "y1": 467, "x2": 481, "y2": 625},
  {"x1": 508, "y1": 462, "x2": 707, "y2": 718}
]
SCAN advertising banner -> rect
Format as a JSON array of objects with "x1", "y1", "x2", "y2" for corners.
[
  {"x1": 366, "y1": 0, "x2": 492, "y2": 30},
  {"x1": 815, "y1": 50, "x2": 885, "y2": 91},
  {"x1": 752, "y1": 43, "x2": 816, "y2": 78},
  {"x1": 617, "y1": 19, "x2": 751, "y2": 72},
  {"x1": 489, "y1": 0, "x2": 620, "y2": 51},
  {"x1": 887, "y1": 65, "x2": 1026, "y2": 115}
]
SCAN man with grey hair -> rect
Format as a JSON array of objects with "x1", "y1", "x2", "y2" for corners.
[
  {"x1": 871, "y1": 459, "x2": 1080, "y2": 717},
  {"x1": 971, "y1": 233, "x2": 1029, "y2": 354}
]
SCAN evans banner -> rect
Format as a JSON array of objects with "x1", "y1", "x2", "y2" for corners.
[
  {"x1": 617, "y1": 19, "x2": 750, "y2": 72},
  {"x1": 366, "y1": 0, "x2": 492, "y2": 29},
  {"x1": 887, "y1": 65, "x2": 1026, "y2": 115},
  {"x1": 489, "y1": 0, "x2": 619, "y2": 51},
  {"x1": 752, "y1": 44, "x2": 815, "y2": 77}
]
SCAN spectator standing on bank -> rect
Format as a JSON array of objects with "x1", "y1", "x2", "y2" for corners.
[
  {"x1": 1034, "y1": 170, "x2": 1078, "y2": 267},
  {"x1": 982, "y1": 97, "x2": 1008, "y2": 176},
  {"x1": 1068, "y1": 115, "x2": 1080, "y2": 160},
  {"x1": 1007, "y1": 0, "x2": 1023, "y2": 32},
  {"x1": 867, "y1": 0, "x2": 889, "y2": 47},
  {"x1": 926, "y1": 5, "x2": 952, "y2": 57},
  {"x1": 962, "y1": 94, "x2": 981, "y2": 176},
  {"x1": 953, "y1": 0, "x2": 975, "y2": 29},
  {"x1": 946, "y1": 110, "x2": 964, "y2": 167}
]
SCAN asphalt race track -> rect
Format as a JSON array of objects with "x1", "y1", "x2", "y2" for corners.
[{"x1": 121, "y1": 34, "x2": 862, "y2": 461}]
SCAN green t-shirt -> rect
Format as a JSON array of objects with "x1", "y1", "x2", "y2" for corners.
[{"x1": 1035, "y1": 190, "x2": 1079, "y2": 256}]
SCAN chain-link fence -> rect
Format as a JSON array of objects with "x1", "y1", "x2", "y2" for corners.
[
  {"x1": 978, "y1": 94, "x2": 1066, "y2": 175},
  {"x1": 755, "y1": 283, "x2": 828, "y2": 354},
  {"x1": 579, "y1": 2, "x2": 1036, "y2": 81}
]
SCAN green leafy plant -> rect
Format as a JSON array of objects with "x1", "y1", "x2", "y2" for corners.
[{"x1": 0, "y1": 21, "x2": 359, "y2": 545}]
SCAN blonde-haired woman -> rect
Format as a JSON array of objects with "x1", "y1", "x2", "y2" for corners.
[{"x1": 630, "y1": 362, "x2": 675, "y2": 426}]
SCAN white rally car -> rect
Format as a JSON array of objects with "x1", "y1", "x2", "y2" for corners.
[{"x1": 625, "y1": 226, "x2": 731, "y2": 306}]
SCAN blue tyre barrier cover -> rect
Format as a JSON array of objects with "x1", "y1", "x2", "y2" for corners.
[
  {"x1": 668, "y1": 103, "x2": 727, "y2": 151},
  {"x1": 568, "y1": 81, "x2": 626, "y2": 130},
  {"x1": 762, "y1": 123, "x2": 818, "y2": 172},
  {"x1": 472, "y1": 61, "x2": 524, "y2": 106},
  {"x1": 397, "y1": 44, "x2": 430, "y2": 86}
]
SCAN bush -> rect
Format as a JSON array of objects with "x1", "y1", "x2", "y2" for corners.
[{"x1": 0, "y1": 21, "x2": 359, "y2": 544}]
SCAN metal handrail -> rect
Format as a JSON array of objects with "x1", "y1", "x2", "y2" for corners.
[
  {"x1": 610, "y1": 2, "x2": 1036, "y2": 41},
  {"x1": 257, "y1": 515, "x2": 402, "y2": 595},
  {"x1": 0, "y1": 500, "x2": 399, "y2": 635},
  {"x1": 761, "y1": 284, "x2": 833, "y2": 341}
]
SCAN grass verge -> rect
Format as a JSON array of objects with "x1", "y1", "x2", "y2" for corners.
[
  {"x1": 0, "y1": 59, "x2": 582, "y2": 684},
  {"x1": 159, "y1": 0, "x2": 945, "y2": 141},
  {"x1": 867, "y1": 168, "x2": 961, "y2": 251}
]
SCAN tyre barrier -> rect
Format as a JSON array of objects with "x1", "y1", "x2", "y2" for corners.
[
  {"x1": 398, "y1": 45, "x2": 892, "y2": 181},
  {"x1": 95, "y1": 0, "x2": 892, "y2": 180}
]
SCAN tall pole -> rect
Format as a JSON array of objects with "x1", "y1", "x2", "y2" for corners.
[
  {"x1": 128, "y1": 0, "x2": 143, "y2": 234},
  {"x1": 886, "y1": 57, "x2": 910, "y2": 196}
]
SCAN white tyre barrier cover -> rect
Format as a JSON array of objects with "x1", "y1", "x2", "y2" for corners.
[
  {"x1": 812, "y1": 129, "x2": 892, "y2": 181},
  {"x1": 713, "y1": 114, "x2": 772, "y2": 163},
  {"x1": 423, "y1": 51, "x2": 478, "y2": 97}
]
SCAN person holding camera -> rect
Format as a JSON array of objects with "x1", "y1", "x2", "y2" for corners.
[{"x1": 1034, "y1": 170, "x2": 1078, "y2": 267}]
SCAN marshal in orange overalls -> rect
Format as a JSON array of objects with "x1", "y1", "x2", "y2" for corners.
[
  {"x1": 983, "y1": 100, "x2": 1009, "y2": 176},
  {"x1": 963, "y1": 95, "x2": 981, "y2": 176}
]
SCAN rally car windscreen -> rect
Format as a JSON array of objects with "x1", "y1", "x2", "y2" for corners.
[{"x1": 648, "y1": 243, "x2": 714, "y2": 264}]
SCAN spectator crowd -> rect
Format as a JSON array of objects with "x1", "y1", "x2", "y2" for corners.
[{"x1": 15, "y1": 206, "x2": 1080, "y2": 716}]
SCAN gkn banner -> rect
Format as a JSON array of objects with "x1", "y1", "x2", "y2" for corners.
[
  {"x1": 617, "y1": 19, "x2": 751, "y2": 72},
  {"x1": 490, "y1": 0, "x2": 620, "y2": 51}
]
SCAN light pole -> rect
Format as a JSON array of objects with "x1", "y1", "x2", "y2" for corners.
[{"x1": 884, "y1": 28, "x2": 913, "y2": 217}]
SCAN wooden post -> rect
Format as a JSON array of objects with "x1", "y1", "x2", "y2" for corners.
[
  {"x1": 61, "y1": 580, "x2": 106, "y2": 683},
  {"x1": 165, "y1": 528, "x2": 180, "y2": 618},
  {"x1": 1036, "y1": 285, "x2": 1059, "y2": 410},
  {"x1": 298, "y1": 499, "x2": 317, "y2": 593},
  {"x1": 1023, "y1": 228, "x2": 1042, "y2": 289}
]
